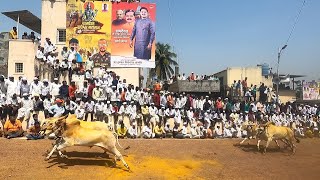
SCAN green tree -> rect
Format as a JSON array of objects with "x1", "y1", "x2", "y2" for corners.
[{"x1": 154, "y1": 42, "x2": 178, "y2": 80}]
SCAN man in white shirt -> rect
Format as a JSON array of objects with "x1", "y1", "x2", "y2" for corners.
[
  {"x1": 85, "y1": 100, "x2": 95, "y2": 121},
  {"x1": 41, "y1": 79, "x2": 51, "y2": 99},
  {"x1": 94, "y1": 101, "x2": 104, "y2": 122},
  {"x1": 148, "y1": 103, "x2": 159, "y2": 132},
  {"x1": 127, "y1": 101, "x2": 137, "y2": 123},
  {"x1": 118, "y1": 102, "x2": 130, "y2": 120},
  {"x1": 142, "y1": 122, "x2": 152, "y2": 139},
  {"x1": 18, "y1": 93, "x2": 33, "y2": 129},
  {"x1": 5, "y1": 76, "x2": 18, "y2": 100},
  {"x1": 50, "y1": 78, "x2": 61, "y2": 99},
  {"x1": 128, "y1": 123, "x2": 138, "y2": 139},
  {"x1": 103, "y1": 101, "x2": 114, "y2": 124},
  {"x1": 173, "y1": 106, "x2": 181, "y2": 126},
  {"x1": 30, "y1": 77, "x2": 42, "y2": 97}
]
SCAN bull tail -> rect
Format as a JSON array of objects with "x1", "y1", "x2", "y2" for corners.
[{"x1": 112, "y1": 132, "x2": 130, "y2": 150}]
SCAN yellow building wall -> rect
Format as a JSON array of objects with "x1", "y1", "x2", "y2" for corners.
[
  {"x1": 41, "y1": 0, "x2": 140, "y2": 86},
  {"x1": 8, "y1": 40, "x2": 38, "y2": 80},
  {"x1": 226, "y1": 67, "x2": 273, "y2": 88},
  {"x1": 41, "y1": 0, "x2": 66, "y2": 54}
]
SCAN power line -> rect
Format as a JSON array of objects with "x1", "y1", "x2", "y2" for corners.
[{"x1": 285, "y1": 0, "x2": 306, "y2": 45}]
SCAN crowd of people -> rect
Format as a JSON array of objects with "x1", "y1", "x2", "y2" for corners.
[
  {"x1": 1, "y1": 69, "x2": 319, "y2": 140},
  {"x1": 2, "y1": 33, "x2": 320, "y2": 141}
]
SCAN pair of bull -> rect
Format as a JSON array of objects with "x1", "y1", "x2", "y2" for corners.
[
  {"x1": 41, "y1": 115, "x2": 131, "y2": 171},
  {"x1": 240, "y1": 122, "x2": 300, "y2": 154}
]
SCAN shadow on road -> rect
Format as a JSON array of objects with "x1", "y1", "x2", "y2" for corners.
[
  {"x1": 46, "y1": 151, "x2": 118, "y2": 169},
  {"x1": 233, "y1": 141, "x2": 290, "y2": 154}
]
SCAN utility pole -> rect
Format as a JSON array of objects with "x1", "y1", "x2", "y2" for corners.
[{"x1": 276, "y1": 45, "x2": 287, "y2": 104}]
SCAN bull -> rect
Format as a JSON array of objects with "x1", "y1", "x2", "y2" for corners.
[
  {"x1": 41, "y1": 116, "x2": 130, "y2": 170},
  {"x1": 257, "y1": 122, "x2": 300, "y2": 154}
]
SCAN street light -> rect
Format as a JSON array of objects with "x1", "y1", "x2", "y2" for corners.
[{"x1": 276, "y1": 44, "x2": 287, "y2": 104}]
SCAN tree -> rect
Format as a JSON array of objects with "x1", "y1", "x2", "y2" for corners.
[{"x1": 154, "y1": 42, "x2": 178, "y2": 80}]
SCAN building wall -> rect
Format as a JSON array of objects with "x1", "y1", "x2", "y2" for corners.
[
  {"x1": 216, "y1": 66, "x2": 273, "y2": 88},
  {"x1": 214, "y1": 70, "x2": 228, "y2": 86},
  {"x1": 41, "y1": 0, "x2": 140, "y2": 87},
  {"x1": 41, "y1": 0, "x2": 66, "y2": 53},
  {"x1": 8, "y1": 40, "x2": 38, "y2": 80}
]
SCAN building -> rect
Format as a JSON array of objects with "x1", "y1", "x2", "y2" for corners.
[
  {"x1": 3, "y1": 0, "x2": 141, "y2": 87},
  {"x1": 214, "y1": 66, "x2": 273, "y2": 88}
]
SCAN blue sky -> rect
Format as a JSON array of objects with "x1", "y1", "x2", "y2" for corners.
[{"x1": 0, "y1": 0, "x2": 319, "y2": 80}]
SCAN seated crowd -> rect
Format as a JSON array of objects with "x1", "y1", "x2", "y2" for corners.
[{"x1": 1, "y1": 71, "x2": 319, "y2": 140}]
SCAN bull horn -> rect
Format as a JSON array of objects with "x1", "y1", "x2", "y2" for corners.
[{"x1": 57, "y1": 114, "x2": 69, "y2": 121}]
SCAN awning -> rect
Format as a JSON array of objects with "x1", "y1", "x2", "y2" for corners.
[{"x1": 2, "y1": 10, "x2": 41, "y2": 34}]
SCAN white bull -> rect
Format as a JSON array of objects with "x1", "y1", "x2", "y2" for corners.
[{"x1": 42, "y1": 116, "x2": 130, "y2": 170}]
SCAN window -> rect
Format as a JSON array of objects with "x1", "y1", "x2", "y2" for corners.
[
  {"x1": 15, "y1": 63, "x2": 23, "y2": 73},
  {"x1": 57, "y1": 29, "x2": 66, "y2": 43}
]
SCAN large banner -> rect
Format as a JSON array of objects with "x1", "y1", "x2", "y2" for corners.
[
  {"x1": 302, "y1": 81, "x2": 320, "y2": 100},
  {"x1": 66, "y1": 0, "x2": 156, "y2": 68}
]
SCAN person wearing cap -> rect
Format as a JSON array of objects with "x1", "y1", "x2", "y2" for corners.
[
  {"x1": 40, "y1": 79, "x2": 51, "y2": 100},
  {"x1": 127, "y1": 122, "x2": 138, "y2": 139},
  {"x1": 48, "y1": 99, "x2": 65, "y2": 117},
  {"x1": 19, "y1": 77, "x2": 30, "y2": 97},
  {"x1": 84, "y1": 100, "x2": 95, "y2": 121},
  {"x1": 30, "y1": 77, "x2": 42, "y2": 97},
  {"x1": 127, "y1": 101, "x2": 137, "y2": 123},
  {"x1": 75, "y1": 104, "x2": 85, "y2": 120},
  {"x1": 142, "y1": 122, "x2": 152, "y2": 139},
  {"x1": 148, "y1": 103, "x2": 159, "y2": 132},
  {"x1": 158, "y1": 106, "x2": 166, "y2": 125},
  {"x1": 94, "y1": 100, "x2": 104, "y2": 122},
  {"x1": 17, "y1": 93, "x2": 33, "y2": 129},
  {"x1": 173, "y1": 106, "x2": 182, "y2": 126},
  {"x1": 59, "y1": 59, "x2": 69, "y2": 81},
  {"x1": 118, "y1": 101, "x2": 130, "y2": 121},
  {"x1": 5, "y1": 76, "x2": 17, "y2": 101},
  {"x1": 103, "y1": 101, "x2": 114, "y2": 124},
  {"x1": 164, "y1": 105, "x2": 174, "y2": 126},
  {"x1": 50, "y1": 78, "x2": 61, "y2": 99},
  {"x1": 43, "y1": 94, "x2": 53, "y2": 118}
]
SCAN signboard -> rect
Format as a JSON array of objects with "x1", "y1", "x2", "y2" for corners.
[
  {"x1": 302, "y1": 81, "x2": 320, "y2": 100},
  {"x1": 66, "y1": 0, "x2": 156, "y2": 68}
]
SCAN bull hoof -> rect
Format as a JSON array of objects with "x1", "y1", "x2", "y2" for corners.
[{"x1": 60, "y1": 155, "x2": 68, "y2": 159}]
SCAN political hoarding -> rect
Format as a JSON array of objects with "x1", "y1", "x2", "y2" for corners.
[
  {"x1": 302, "y1": 81, "x2": 320, "y2": 100},
  {"x1": 66, "y1": 0, "x2": 156, "y2": 68}
]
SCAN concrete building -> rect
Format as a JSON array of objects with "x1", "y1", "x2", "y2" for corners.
[
  {"x1": 3, "y1": 0, "x2": 140, "y2": 86},
  {"x1": 214, "y1": 66, "x2": 273, "y2": 88},
  {"x1": 40, "y1": 0, "x2": 140, "y2": 86}
]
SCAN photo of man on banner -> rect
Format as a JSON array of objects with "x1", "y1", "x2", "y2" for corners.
[{"x1": 129, "y1": 7, "x2": 155, "y2": 60}]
